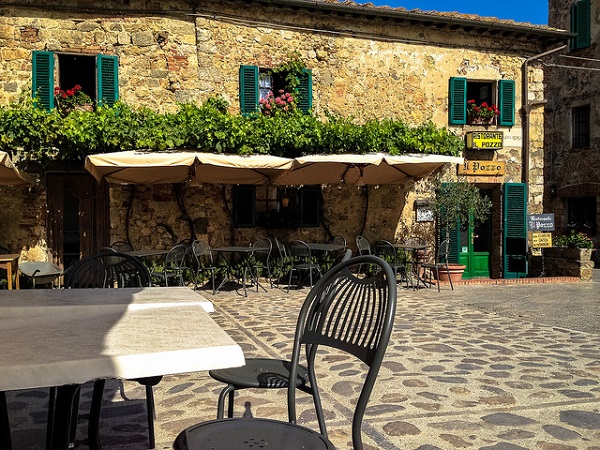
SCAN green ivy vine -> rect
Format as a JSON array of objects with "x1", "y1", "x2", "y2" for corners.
[{"x1": 0, "y1": 95, "x2": 464, "y2": 165}]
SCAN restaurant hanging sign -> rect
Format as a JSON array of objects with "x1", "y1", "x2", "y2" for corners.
[
  {"x1": 466, "y1": 131, "x2": 504, "y2": 149},
  {"x1": 458, "y1": 160, "x2": 506, "y2": 176}
]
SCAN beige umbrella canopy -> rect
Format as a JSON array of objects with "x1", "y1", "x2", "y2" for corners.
[
  {"x1": 85, "y1": 151, "x2": 198, "y2": 185},
  {"x1": 189, "y1": 153, "x2": 294, "y2": 185},
  {"x1": 0, "y1": 151, "x2": 37, "y2": 186},
  {"x1": 85, "y1": 151, "x2": 295, "y2": 185},
  {"x1": 273, "y1": 153, "x2": 464, "y2": 186}
]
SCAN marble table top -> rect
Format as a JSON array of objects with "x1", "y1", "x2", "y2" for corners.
[{"x1": 0, "y1": 287, "x2": 244, "y2": 392}]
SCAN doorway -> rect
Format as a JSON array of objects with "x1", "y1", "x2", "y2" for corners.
[
  {"x1": 46, "y1": 173, "x2": 109, "y2": 270},
  {"x1": 459, "y1": 189, "x2": 492, "y2": 279}
]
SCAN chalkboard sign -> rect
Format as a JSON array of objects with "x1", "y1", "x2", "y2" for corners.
[{"x1": 528, "y1": 213, "x2": 555, "y2": 231}]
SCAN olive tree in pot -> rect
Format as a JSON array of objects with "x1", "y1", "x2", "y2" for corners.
[{"x1": 430, "y1": 180, "x2": 492, "y2": 281}]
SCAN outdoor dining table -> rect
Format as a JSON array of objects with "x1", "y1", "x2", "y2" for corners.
[
  {"x1": 0, "y1": 286, "x2": 245, "y2": 450},
  {"x1": 0, "y1": 254, "x2": 20, "y2": 290}
]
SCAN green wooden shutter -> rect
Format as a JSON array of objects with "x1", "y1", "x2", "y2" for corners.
[
  {"x1": 498, "y1": 79, "x2": 515, "y2": 127},
  {"x1": 438, "y1": 183, "x2": 461, "y2": 263},
  {"x1": 299, "y1": 185, "x2": 321, "y2": 227},
  {"x1": 233, "y1": 185, "x2": 255, "y2": 228},
  {"x1": 448, "y1": 77, "x2": 467, "y2": 125},
  {"x1": 239, "y1": 65, "x2": 259, "y2": 115},
  {"x1": 571, "y1": 0, "x2": 591, "y2": 50},
  {"x1": 97, "y1": 54, "x2": 119, "y2": 107},
  {"x1": 297, "y1": 68, "x2": 312, "y2": 114},
  {"x1": 32, "y1": 51, "x2": 55, "y2": 111},
  {"x1": 502, "y1": 183, "x2": 528, "y2": 278}
]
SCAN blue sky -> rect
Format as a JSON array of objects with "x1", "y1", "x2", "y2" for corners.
[{"x1": 365, "y1": 0, "x2": 548, "y2": 25}]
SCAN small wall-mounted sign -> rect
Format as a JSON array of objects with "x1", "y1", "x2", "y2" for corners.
[
  {"x1": 528, "y1": 213, "x2": 555, "y2": 231},
  {"x1": 532, "y1": 232, "x2": 553, "y2": 248},
  {"x1": 458, "y1": 160, "x2": 506, "y2": 176},
  {"x1": 414, "y1": 200, "x2": 434, "y2": 222},
  {"x1": 466, "y1": 131, "x2": 504, "y2": 149}
]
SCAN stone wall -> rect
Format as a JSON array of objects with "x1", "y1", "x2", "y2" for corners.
[{"x1": 0, "y1": 0, "x2": 556, "y2": 267}]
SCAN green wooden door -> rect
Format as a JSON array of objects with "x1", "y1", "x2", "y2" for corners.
[{"x1": 459, "y1": 190, "x2": 492, "y2": 279}]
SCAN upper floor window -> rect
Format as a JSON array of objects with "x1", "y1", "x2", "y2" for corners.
[
  {"x1": 239, "y1": 65, "x2": 312, "y2": 115},
  {"x1": 448, "y1": 78, "x2": 515, "y2": 127},
  {"x1": 572, "y1": 104, "x2": 590, "y2": 148},
  {"x1": 32, "y1": 51, "x2": 119, "y2": 111},
  {"x1": 570, "y1": 0, "x2": 591, "y2": 50}
]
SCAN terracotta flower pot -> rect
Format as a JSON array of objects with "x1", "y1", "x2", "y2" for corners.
[{"x1": 435, "y1": 263, "x2": 466, "y2": 282}]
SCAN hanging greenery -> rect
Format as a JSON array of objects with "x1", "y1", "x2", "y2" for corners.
[{"x1": 0, "y1": 95, "x2": 464, "y2": 165}]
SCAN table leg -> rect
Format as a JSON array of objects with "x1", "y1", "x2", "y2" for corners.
[
  {"x1": 0, "y1": 391, "x2": 12, "y2": 450},
  {"x1": 6, "y1": 263, "x2": 12, "y2": 290},
  {"x1": 50, "y1": 385, "x2": 80, "y2": 450}
]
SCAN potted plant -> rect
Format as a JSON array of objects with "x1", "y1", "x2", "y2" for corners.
[
  {"x1": 431, "y1": 180, "x2": 493, "y2": 280},
  {"x1": 54, "y1": 85, "x2": 93, "y2": 115},
  {"x1": 467, "y1": 99, "x2": 500, "y2": 125},
  {"x1": 550, "y1": 230, "x2": 594, "y2": 261}
]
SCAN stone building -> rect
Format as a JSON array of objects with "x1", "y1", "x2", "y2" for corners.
[
  {"x1": 0, "y1": 0, "x2": 570, "y2": 279},
  {"x1": 546, "y1": 0, "x2": 599, "y2": 265}
]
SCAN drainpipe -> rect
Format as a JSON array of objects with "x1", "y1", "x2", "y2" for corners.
[{"x1": 521, "y1": 45, "x2": 567, "y2": 185}]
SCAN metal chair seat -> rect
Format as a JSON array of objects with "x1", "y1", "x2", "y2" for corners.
[
  {"x1": 209, "y1": 358, "x2": 310, "y2": 419},
  {"x1": 174, "y1": 417, "x2": 333, "y2": 450}
]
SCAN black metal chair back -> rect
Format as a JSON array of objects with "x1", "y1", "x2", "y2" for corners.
[
  {"x1": 328, "y1": 234, "x2": 347, "y2": 247},
  {"x1": 250, "y1": 238, "x2": 272, "y2": 290},
  {"x1": 152, "y1": 244, "x2": 188, "y2": 286},
  {"x1": 192, "y1": 240, "x2": 217, "y2": 294},
  {"x1": 110, "y1": 241, "x2": 133, "y2": 252},
  {"x1": 287, "y1": 240, "x2": 321, "y2": 291},
  {"x1": 355, "y1": 235, "x2": 371, "y2": 255},
  {"x1": 65, "y1": 252, "x2": 151, "y2": 288},
  {"x1": 174, "y1": 255, "x2": 397, "y2": 450}
]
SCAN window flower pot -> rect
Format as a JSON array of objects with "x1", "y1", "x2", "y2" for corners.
[{"x1": 467, "y1": 116, "x2": 495, "y2": 126}]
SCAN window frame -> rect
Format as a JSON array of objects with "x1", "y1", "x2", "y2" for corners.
[
  {"x1": 32, "y1": 51, "x2": 119, "y2": 111},
  {"x1": 571, "y1": 104, "x2": 590, "y2": 149},
  {"x1": 448, "y1": 77, "x2": 515, "y2": 127},
  {"x1": 570, "y1": 0, "x2": 591, "y2": 50},
  {"x1": 239, "y1": 65, "x2": 312, "y2": 115}
]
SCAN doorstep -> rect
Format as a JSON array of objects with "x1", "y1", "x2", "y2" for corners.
[{"x1": 445, "y1": 276, "x2": 581, "y2": 286}]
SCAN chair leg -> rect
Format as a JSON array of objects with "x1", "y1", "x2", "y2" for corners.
[
  {"x1": 216, "y1": 385, "x2": 236, "y2": 419},
  {"x1": 88, "y1": 380, "x2": 105, "y2": 450}
]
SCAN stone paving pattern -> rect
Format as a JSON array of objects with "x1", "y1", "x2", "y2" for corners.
[{"x1": 7, "y1": 276, "x2": 600, "y2": 449}]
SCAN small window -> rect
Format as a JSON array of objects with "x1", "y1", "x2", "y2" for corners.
[
  {"x1": 448, "y1": 78, "x2": 515, "y2": 126},
  {"x1": 572, "y1": 105, "x2": 590, "y2": 148},
  {"x1": 239, "y1": 65, "x2": 312, "y2": 115},
  {"x1": 32, "y1": 51, "x2": 119, "y2": 111},
  {"x1": 567, "y1": 196, "x2": 596, "y2": 235},
  {"x1": 233, "y1": 185, "x2": 321, "y2": 229},
  {"x1": 570, "y1": 0, "x2": 591, "y2": 50}
]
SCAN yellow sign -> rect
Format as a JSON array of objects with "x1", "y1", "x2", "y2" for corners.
[
  {"x1": 458, "y1": 160, "x2": 506, "y2": 176},
  {"x1": 532, "y1": 232, "x2": 553, "y2": 248},
  {"x1": 466, "y1": 131, "x2": 504, "y2": 149}
]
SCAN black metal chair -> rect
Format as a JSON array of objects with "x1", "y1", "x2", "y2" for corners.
[
  {"x1": 286, "y1": 239, "x2": 321, "y2": 292},
  {"x1": 150, "y1": 244, "x2": 187, "y2": 286},
  {"x1": 192, "y1": 240, "x2": 218, "y2": 294},
  {"x1": 373, "y1": 239, "x2": 409, "y2": 287},
  {"x1": 272, "y1": 237, "x2": 290, "y2": 288},
  {"x1": 355, "y1": 235, "x2": 371, "y2": 256},
  {"x1": 59, "y1": 252, "x2": 160, "y2": 450},
  {"x1": 110, "y1": 241, "x2": 133, "y2": 252},
  {"x1": 176, "y1": 255, "x2": 397, "y2": 450},
  {"x1": 247, "y1": 237, "x2": 272, "y2": 291},
  {"x1": 420, "y1": 239, "x2": 454, "y2": 292}
]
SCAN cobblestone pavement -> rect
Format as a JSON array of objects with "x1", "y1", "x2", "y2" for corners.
[{"x1": 7, "y1": 275, "x2": 600, "y2": 449}]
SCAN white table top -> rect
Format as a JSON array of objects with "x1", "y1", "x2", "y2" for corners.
[{"x1": 0, "y1": 287, "x2": 244, "y2": 392}]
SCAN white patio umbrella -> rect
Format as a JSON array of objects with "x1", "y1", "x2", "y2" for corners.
[
  {"x1": 273, "y1": 153, "x2": 463, "y2": 185},
  {"x1": 85, "y1": 151, "x2": 199, "y2": 184},
  {"x1": 0, "y1": 151, "x2": 37, "y2": 186},
  {"x1": 85, "y1": 151, "x2": 295, "y2": 185},
  {"x1": 190, "y1": 153, "x2": 294, "y2": 185}
]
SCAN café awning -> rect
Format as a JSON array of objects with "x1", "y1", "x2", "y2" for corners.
[
  {"x1": 85, "y1": 151, "x2": 295, "y2": 185},
  {"x1": 273, "y1": 153, "x2": 464, "y2": 185},
  {"x1": 85, "y1": 151, "x2": 462, "y2": 186},
  {"x1": 0, "y1": 151, "x2": 37, "y2": 186}
]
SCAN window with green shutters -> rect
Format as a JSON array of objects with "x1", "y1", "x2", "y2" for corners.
[
  {"x1": 239, "y1": 65, "x2": 312, "y2": 115},
  {"x1": 502, "y1": 183, "x2": 528, "y2": 278},
  {"x1": 448, "y1": 77, "x2": 515, "y2": 127},
  {"x1": 570, "y1": 0, "x2": 591, "y2": 50},
  {"x1": 32, "y1": 51, "x2": 119, "y2": 111}
]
